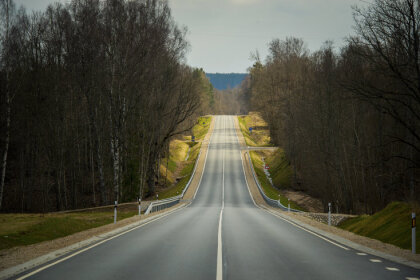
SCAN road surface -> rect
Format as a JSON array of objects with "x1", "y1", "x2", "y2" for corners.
[{"x1": 14, "y1": 116, "x2": 420, "y2": 280}]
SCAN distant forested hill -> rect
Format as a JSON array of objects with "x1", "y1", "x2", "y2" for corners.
[{"x1": 206, "y1": 73, "x2": 247, "y2": 90}]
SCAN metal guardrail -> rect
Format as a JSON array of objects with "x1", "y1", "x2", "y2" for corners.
[
  {"x1": 145, "y1": 148, "x2": 203, "y2": 215},
  {"x1": 246, "y1": 152, "x2": 302, "y2": 213}
]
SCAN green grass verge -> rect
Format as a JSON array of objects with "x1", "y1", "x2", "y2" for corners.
[
  {"x1": 266, "y1": 149, "x2": 292, "y2": 189},
  {"x1": 237, "y1": 114, "x2": 272, "y2": 147},
  {"x1": 185, "y1": 116, "x2": 212, "y2": 141},
  {"x1": 0, "y1": 211, "x2": 136, "y2": 251},
  {"x1": 339, "y1": 202, "x2": 419, "y2": 252},
  {"x1": 158, "y1": 142, "x2": 201, "y2": 199},
  {"x1": 249, "y1": 151, "x2": 305, "y2": 211}
]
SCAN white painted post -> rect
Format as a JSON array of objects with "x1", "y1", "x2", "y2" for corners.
[
  {"x1": 412, "y1": 212, "x2": 416, "y2": 254},
  {"x1": 288, "y1": 199, "x2": 290, "y2": 212},
  {"x1": 138, "y1": 198, "x2": 141, "y2": 216},
  {"x1": 328, "y1": 202, "x2": 331, "y2": 226},
  {"x1": 114, "y1": 200, "x2": 117, "y2": 224}
]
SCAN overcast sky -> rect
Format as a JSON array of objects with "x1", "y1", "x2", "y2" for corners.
[{"x1": 15, "y1": 0, "x2": 365, "y2": 73}]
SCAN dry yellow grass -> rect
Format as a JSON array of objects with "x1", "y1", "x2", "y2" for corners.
[
  {"x1": 238, "y1": 112, "x2": 272, "y2": 147},
  {"x1": 170, "y1": 140, "x2": 189, "y2": 162}
]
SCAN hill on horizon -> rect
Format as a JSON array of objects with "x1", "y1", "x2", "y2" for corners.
[{"x1": 206, "y1": 73, "x2": 247, "y2": 90}]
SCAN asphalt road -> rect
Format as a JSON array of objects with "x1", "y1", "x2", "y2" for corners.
[{"x1": 14, "y1": 116, "x2": 420, "y2": 280}]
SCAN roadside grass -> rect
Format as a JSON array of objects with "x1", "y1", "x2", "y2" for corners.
[
  {"x1": 184, "y1": 116, "x2": 212, "y2": 141},
  {"x1": 0, "y1": 210, "x2": 136, "y2": 251},
  {"x1": 159, "y1": 116, "x2": 211, "y2": 197},
  {"x1": 338, "y1": 202, "x2": 419, "y2": 252},
  {"x1": 249, "y1": 151, "x2": 305, "y2": 211},
  {"x1": 158, "y1": 141, "x2": 201, "y2": 199},
  {"x1": 160, "y1": 140, "x2": 190, "y2": 185},
  {"x1": 237, "y1": 112, "x2": 272, "y2": 147},
  {"x1": 266, "y1": 149, "x2": 292, "y2": 189}
]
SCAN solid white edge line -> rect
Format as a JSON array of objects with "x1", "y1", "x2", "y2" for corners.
[
  {"x1": 234, "y1": 115, "x2": 349, "y2": 251},
  {"x1": 16, "y1": 205, "x2": 188, "y2": 280}
]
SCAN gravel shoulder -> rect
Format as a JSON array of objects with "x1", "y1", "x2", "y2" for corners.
[{"x1": 234, "y1": 115, "x2": 420, "y2": 267}]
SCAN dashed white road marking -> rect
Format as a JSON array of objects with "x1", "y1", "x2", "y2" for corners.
[
  {"x1": 406, "y1": 277, "x2": 420, "y2": 280},
  {"x1": 369, "y1": 259, "x2": 382, "y2": 263},
  {"x1": 356, "y1": 252, "x2": 367, "y2": 256},
  {"x1": 385, "y1": 267, "x2": 399, "y2": 271}
]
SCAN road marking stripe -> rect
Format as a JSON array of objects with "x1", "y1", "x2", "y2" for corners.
[
  {"x1": 16, "y1": 206, "x2": 187, "y2": 280},
  {"x1": 369, "y1": 259, "x2": 382, "y2": 263},
  {"x1": 217, "y1": 208, "x2": 223, "y2": 280},
  {"x1": 271, "y1": 212, "x2": 350, "y2": 250},
  {"x1": 385, "y1": 267, "x2": 399, "y2": 271},
  {"x1": 357, "y1": 252, "x2": 367, "y2": 256},
  {"x1": 406, "y1": 277, "x2": 420, "y2": 280},
  {"x1": 216, "y1": 117, "x2": 225, "y2": 280}
]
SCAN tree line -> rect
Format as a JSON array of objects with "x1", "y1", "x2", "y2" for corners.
[
  {"x1": 0, "y1": 0, "x2": 213, "y2": 212},
  {"x1": 247, "y1": 0, "x2": 419, "y2": 214}
]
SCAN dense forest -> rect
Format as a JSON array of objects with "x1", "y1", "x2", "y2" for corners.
[
  {"x1": 206, "y1": 73, "x2": 247, "y2": 90},
  {"x1": 0, "y1": 0, "x2": 214, "y2": 212},
  {"x1": 246, "y1": 0, "x2": 419, "y2": 214}
]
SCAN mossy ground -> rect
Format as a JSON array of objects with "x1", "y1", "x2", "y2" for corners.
[{"x1": 339, "y1": 202, "x2": 419, "y2": 252}]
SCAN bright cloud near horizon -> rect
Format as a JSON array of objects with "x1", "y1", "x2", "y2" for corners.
[{"x1": 15, "y1": 0, "x2": 364, "y2": 73}]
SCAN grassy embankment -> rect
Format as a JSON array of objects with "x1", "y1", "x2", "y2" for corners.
[
  {"x1": 249, "y1": 151, "x2": 304, "y2": 211},
  {"x1": 339, "y1": 202, "x2": 419, "y2": 252},
  {"x1": 158, "y1": 116, "x2": 212, "y2": 199},
  {"x1": 237, "y1": 112, "x2": 272, "y2": 147},
  {"x1": 0, "y1": 209, "x2": 136, "y2": 251},
  {"x1": 0, "y1": 116, "x2": 212, "y2": 251},
  {"x1": 237, "y1": 113, "x2": 303, "y2": 210}
]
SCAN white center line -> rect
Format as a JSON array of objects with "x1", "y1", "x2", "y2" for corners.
[
  {"x1": 357, "y1": 252, "x2": 367, "y2": 256},
  {"x1": 370, "y1": 259, "x2": 382, "y2": 263},
  {"x1": 216, "y1": 118, "x2": 225, "y2": 280},
  {"x1": 406, "y1": 277, "x2": 420, "y2": 280},
  {"x1": 385, "y1": 267, "x2": 399, "y2": 271}
]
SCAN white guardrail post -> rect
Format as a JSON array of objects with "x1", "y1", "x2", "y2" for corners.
[
  {"x1": 138, "y1": 198, "x2": 141, "y2": 216},
  {"x1": 413, "y1": 212, "x2": 416, "y2": 254},
  {"x1": 114, "y1": 200, "x2": 118, "y2": 224},
  {"x1": 328, "y1": 202, "x2": 331, "y2": 226}
]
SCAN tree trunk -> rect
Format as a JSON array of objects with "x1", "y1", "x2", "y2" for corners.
[
  {"x1": 0, "y1": 71, "x2": 11, "y2": 210},
  {"x1": 0, "y1": 0, "x2": 12, "y2": 210}
]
